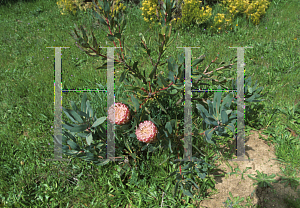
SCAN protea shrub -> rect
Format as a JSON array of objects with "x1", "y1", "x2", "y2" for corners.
[
  {"x1": 107, "y1": 102, "x2": 131, "y2": 125},
  {"x1": 135, "y1": 120, "x2": 158, "y2": 143}
]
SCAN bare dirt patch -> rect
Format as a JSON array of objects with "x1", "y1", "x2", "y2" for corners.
[{"x1": 195, "y1": 129, "x2": 300, "y2": 208}]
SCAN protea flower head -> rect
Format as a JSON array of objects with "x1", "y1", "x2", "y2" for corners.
[
  {"x1": 107, "y1": 102, "x2": 131, "y2": 125},
  {"x1": 135, "y1": 120, "x2": 158, "y2": 143}
]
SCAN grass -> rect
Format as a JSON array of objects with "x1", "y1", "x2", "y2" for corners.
[{"x1": 0, "y1": 0, "x2": 300, "y2": 207}]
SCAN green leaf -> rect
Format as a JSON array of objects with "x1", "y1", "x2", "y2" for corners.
[
  {"x1": 86, "y1": 100, "x2": 91, "y2": 114},
  {"x1": 149, "y1": 62, "x2": 159, "y2": 79},
  {"x1": 146, "y1": 48, "x2": 151, "y2": 56},
  {"x1": 62, "y1": 130, "x2": 77, "y2": 143},
  {"x1": 109, "y1": 16, "x2": 115, "y2": 31},
  {"x1": 216, "y1": 69, "x2": 223, "y2": 74},
  {"x1": 79, "y1": 38, "x2": 90, "y2": 48},
  {"x1": 119, "y1": 69, "x2": 128, "y2": 83},
  {"x1": 159, "y1": 74, "x2": 169, "y2": 87},
  {"x1": 166, "y1": 34, "x2": 175, "y2": 48},
  {"x1": 114, "y1": 33, "x2": 121, "y2": 39},
  {"x1": 96, "y1": 159, "x2": 110, "y2": 166},
  {"x1": 90, "y1": 30, "x2": 99, "y2": 52},
  {"x1": 139, "y1": 33, "x2": 146, "y2": 46},
  {"x1": 168, "y1": 138, "x2": 173, "y2": 153},
  {"x1": 171, "y1": 83, "x2": 184, "y2": 90},
  {"x1": 125, "y1": 140, "x2": 132, "y2": 153},
  {"x1": 206, "y1": 116, "x2": 218, "y2": 126},
  {"x1": 196, "y1": 104, "x2": 209, "y2": 119},
  {"x1": 81, "y1": 93, "x2": 87, "y2": 113},
  {"x1": 86, "y1": 133, "x2": 93, "y2": 145},
  {"x1": 130, "y1": 152, "x2": 136, "y2": 160},
  {"x1": 157, "y1": 99, "x2": 168, "y2": 114},
  {"x1": 182, "y1": 189, "x2": 193, "y2": 198},
  {"x1": 159, "y1": 45, "x2": 164, "y2": 54},
  {"x1": 132, "y1": 61, "x2": 141, "y2": 77},
  {"x1": 70, "y1": 101, "x2": 78, "y2": 111},
  {"x1": 68, "y1": 109, "x2": 84, "y2": 124},
  {"x1": 141, "y1": 144, "x2": 148, "y2": 151},
  {"x1": 80, "y1": 25, "x2": 88, "y2": 43},
  {"x1": 165, "y1": 121, "x2": 172, "y2": 134},
  {"x1": 192, "y1": 55, "x2": 206, "y2": 68},
  {"x1": 70, "y1": 124, "x2": 88, "y2": 133},
  {"x1": 213, "y1": 86, "x2": 222, "y2": 116},
  {"x1": 62, "y1": 122, "x2": 75, "y2": 131},
  {"x1": 177, "y1": 52, "x2": 185, "y2": 65},
  {"x1": 103, "y1": 0, "x2": 111, "y2": 14},
  {"x1": 92, "y1": 117, "x2": 107, "y2": 128},
  {"x1": 152, "y1": 118, "x2": 162, "y2": 126},
  {"x1": 62, "y1": 107, "x2": 77, "y2": 123},
  {"x1": 168, "y1": 71, "x2": 175, "y2": 83},
  {"x1": 77, "y1": 132, "x2": 89, "y2": 138},
  {"x1": 205, "y1": 128, "x2": 215, "y2": 143},
  {"x1": 225, "y1": 122, "x2": 235, "y2": 133},
  {"x1": 72, "y1": 23, "x2": 81, "y2": 39},
  {"x1": 92, "y1": 10, "x2": 108, "y2": 27},
  {"x1": 157, "y1": 75, "x2": 164, "y2": 88},
  {"x1": 167, "y1": 89, "x2": 178, "y2": 95},
  {"x1": 123, "y1": 85, "x2": 141, "y2": 92},
  {"x1": 129, "y1": 65, "x2": 141, "y2": 85},
  {"x1": 220, "y1": 93, "x2": 234, "y2": 112},
  {"x1": 120, "y1": 18, "x2": 127, "y2": 33},
  {"x1": 167, "y1": 56, "x2": 175, "y2": 71},
  {"x1": 185, "y1": 178, "x2": 199, "y2": 189},
  {"x1": 107, "y1": 34, "x2": 115, "y2": 42},
  {"x1": 130, "y1": 94, "x2": 140, "y2": 112},
  {"x1": 161, "y1": 25, "x2": 166, "y2": 36},
  {"x1": 221, "y1": 110, "x2": 229, "y2": 124},
  {"x1": 96, "y1": 60, "x2": 120, "y2": 70},
  {"x1": 89, "y1": 106, "x2": 94, "y2": 118},
  {"x1": 67, "y1": 140, "x2": 80, "y2": 150},
  {"x1": 76, "y1": 111, "x2": 89, "y2": 119},
  {"x1": 207, "y1": 100, "x2": 214, "y2": 115}
]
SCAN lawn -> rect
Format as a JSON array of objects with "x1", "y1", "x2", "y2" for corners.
[{"x1": 0, "y1": 0, "x2": 300, "y2": 207}]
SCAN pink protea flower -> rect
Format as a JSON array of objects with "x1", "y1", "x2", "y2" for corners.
[
  {"x1": 135, "y1": 120, "x2": 158, "y2": 143},
  {"x1": 107, "y1": 102, "x2": 131, "y2": 125}
]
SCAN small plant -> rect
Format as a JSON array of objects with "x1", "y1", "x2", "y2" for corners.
[
  {"x1": 223, "y1": 191, "x2": 255, "y2": 208},
  {"x1": 58, "y1": 0, "x2": 266, "y2": 201},
  {"x1": 248, "y1": 170, "x2": 279, "y2": 191}
]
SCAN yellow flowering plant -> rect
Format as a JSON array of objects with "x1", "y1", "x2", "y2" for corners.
[
  {"x1": 140, "y1": 0, "x2": 214, "y2": 30},
  {"x1": 56, "y1": 0, "x2": 79, "y2": 16},
  {"x1": 221, "y1": 0, "x2": 271, "y2": 26},
  {"x1": 138, "y1": 0, "x2": 272, "y2": 35},
  {"x1": 57, "y1": 0, "x2": 126, "y2": 18}
]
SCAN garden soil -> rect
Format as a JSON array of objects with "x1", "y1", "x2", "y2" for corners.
[{"x1": 193, "y1": 128, "x2": 300, "y2": 208}]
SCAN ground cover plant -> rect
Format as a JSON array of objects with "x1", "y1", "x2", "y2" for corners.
[{"x1": 0, "y1": 0, "x2": 300, "y2": 207}]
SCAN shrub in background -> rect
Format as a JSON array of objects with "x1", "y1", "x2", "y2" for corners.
[
  {"x1": 56, "y1": 0, "x2": 127, "y2": 17},
  {"x1": 139, "y1": 0, "x2": 271, "y2": 34},
  {"x1": 221, "y1": 0, "x2": 271, "y2": 25},
  {"x1": 140, "y1": 0, "x2": 213, "y2": 30},
  {"x1": 56, "y1": 0, "x2": 79, "y2": 15}
]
